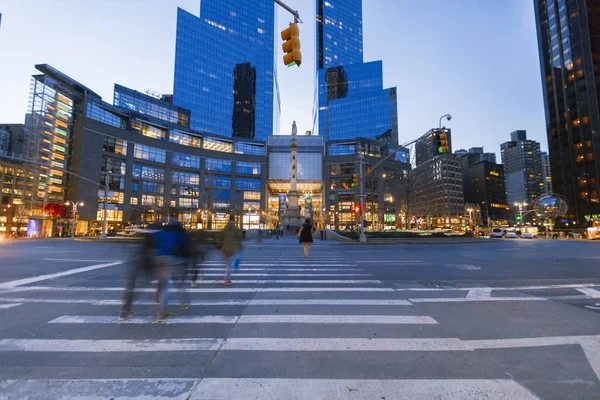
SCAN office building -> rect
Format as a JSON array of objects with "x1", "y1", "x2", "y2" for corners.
[
  {"x1": 460, "y1": 153, "x2": 508, "y2": 225},
  {"x1": 324, "y1": 137, "x2": 410, "y2": 230},
  {"x1": 534, "y1": 0, "x2": 600, "y2": 225},
  {"x1": 0, "y1": 128, "x2": 9, "y2": 153},
  {"x1": 0, "y1": 123, "x2": 26, "y2": 155},
  {"x1": 467, "y1": 147, "x2": 496, "y2": 163},
  {"x1": 412, "y1": 154, "x2": 465, "y2": 228},
  {"x1": 541, "y1": 151, "x2": 552, "y2": 195},
  {"x1": 500, "y1": 130, "x2": 544, "y2": 206},
  {"x1": 173, "y1": 0, "x2": 278, "y2": 140},
  {"x1": 415, "y1": 128, "x2": 452, "y2": 167},
  {"x1": 14, "y1": 65, "x2": 268, "y2": 236},
  {"x1": 314, "y1": 0, "x2": 398, "y2": 143}
]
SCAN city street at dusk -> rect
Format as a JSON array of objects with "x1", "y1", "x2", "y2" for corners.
[{"x1": 1, "y1": 237, "x2": 600, "y2": 399}]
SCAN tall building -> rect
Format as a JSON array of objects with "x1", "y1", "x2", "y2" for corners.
[
  {"x1": 467, "y1": 147, "x2": 496, "y2": 163},
  {"x1": 460, "y1": 154, "x2": 508, "y2": 225},
  {"x1": 412, "y1": 154, "x2": 465, "y2": 227},
  {"x1": 500, "y1": 130, "x2": 544, "y2": 206},
  {"x1": 0, "y1": 128, "x2": 9, "y2": 154},
  {"x1": 415, "y1": 128, "x2": 452, "y2": 166},
  {"x1": 314, "y1": 0, "x2": 398, "y2": 143},
  {"x1": 541, "y1": 151, "x2": 552, "y2": 195},
  {"x1": 534, "y1": 0, "x2": 600, "y2": 225},
  {"x1": 173, "y1": 0, "x2": 278, "y2": 140}
]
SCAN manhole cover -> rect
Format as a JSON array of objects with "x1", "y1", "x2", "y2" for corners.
[
  {"x1": 418, "y1": 280, "x2": 460, "y2": 289},
  {"x1": 447, "y1": 264, "x2": 481, "y2": 270}
]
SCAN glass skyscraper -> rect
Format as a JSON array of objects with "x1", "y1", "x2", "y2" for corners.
[
  {"x1": 173, "y1": 0, "x2": 279, "y2": 141},
  {"x1": 314, "y1": 0, "x2": 398, "y2": 144},
  {"x1": 534, "y1": 0, "x2": 600, "y2": 225}
]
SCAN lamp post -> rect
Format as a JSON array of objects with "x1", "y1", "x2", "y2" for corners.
[
  {"x1": 439, "y1": 114, "x2": 452, "y2": 129},
  {"x1": 65, "y1": 201, "x2": 84, "y2": 239},
  {"x1": 514, "y1": 202, "x2": 528, "y2": 229},
  {"x1": 467, "y1": 208, "x2": 473, "y2": 227}
]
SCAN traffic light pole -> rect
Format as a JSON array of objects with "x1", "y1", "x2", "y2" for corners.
[
  {"x1": 358, "y1": 147, "x2": 366, "y2": 242},
  {"x1": 273, "y1": 0, "x2": 302, "y2": 23}
]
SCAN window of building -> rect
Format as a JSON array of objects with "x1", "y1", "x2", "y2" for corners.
[
  {"x1": 234, "y1": 142, "x2": 266, "y2": 156},
  {"x1": 169, "y1": 131, "x2": 201, "y2": 148},
  {"x1": 141, "y1": 195, "x2": 164, "y2": 207},
  {"x1": 236, "y1": 162, "x2": 261, "y2": 175},
  {"x1": 172, "y1": 152, "x2": 200, "y2": 169},
  {"x1": 206, "y1": 158, "x2": 232, "y2": 173},
  {"x1": 178, "y1": 198, "x2": 199, "y2": 209},
  {"x1": 236, "y1": 177, "x2": 261, "y2": 190},
  {"x1": 86, "y1": 102, "x2": 123, "y2": 128},
  {"x1": 172, "y1": 171, "x2": 200, "y2": 185},
  {"x1": 328, "y1": 143, "x2": 356, "y2": 156},
  {"x1": 131, "y1": 120, "x2": 166, "y2": 140},
  {"x1": 141, "y1": 181, "x2": 164, "y2": 194},
  {"x1": 330, "y1": 162, "x2": 354, "y2": 175},
  {"x1": 203, "y1": 137, "x2": 233, "y2": 153},
  {"x1": 244, "y1": 191, "x2": 261, "y2": 200},
  {"x1": 103, "y1": 137, "x2": 127, "y2": 155},
  {"x1": 132, "y1": 164, "x2": 164, "y2": 180},
  {"x1": 205, "y1": 175, "x2": 231, "y2": 188},
  {"x1": 134, "y1": 144, "x2": 166, "y2": 163},
  {"x1": 96, "y1": 209, "x2": 123, "y2": 222}
]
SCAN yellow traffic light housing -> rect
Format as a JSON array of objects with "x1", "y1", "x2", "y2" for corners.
[
  {"x1": 281, "y1": 22, "x2": 302, "y2": 67},
  {"x1": 437, "y1": 132, "x2": 449, "y2": 154}
]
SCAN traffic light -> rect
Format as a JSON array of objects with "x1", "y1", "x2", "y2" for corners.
[
  {"x1": 354, "y1": 204, "x2": 362, "y2": 215},
  {"x1": 436, "y1": 131, "x2": 449, "y2": 154},
  {"x1": 281, "y1": 22, "x2": 302, "y2": 67},
  {"x1": 351, "y1": 174, "x2": 358, "y2": 188}
]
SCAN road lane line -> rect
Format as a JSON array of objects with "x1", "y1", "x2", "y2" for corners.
[
  {"x1": 2, "y1": 286, "x2": 394, "y2": 293},
  {"x1": 0, "y1": 261, "x2": 124, "y2": 289},
  {"x1": 152, "y1": 280, "x2": 383, "y2": 284},
  {"x1": 188, "y1": 378, "x2": 538, "y2": 399},
  {"x1": 0, "y1": 338, "x2": 222, "y2": 352},
  {"x1": 199, "y1": 263, "x2": 357, "y2": 267},
  {"x1": 0, "y1": 378, "x2": 541, "y2": 400},
  {"x1": 410, "y1": 297, "x2": 545, "y2": 303},
  {"x1": 576, "y1": 288, "x2": 600, "y2": 298},
  {"x1": 48, "y1": 315, "x2": 435, "y2": 325},
  {"x1": 0, "y1": 303, "x2": 21, "y2": 309},
  {"x1": 465, "y1": 288, "x2": 492, "y2": 299},
  {"x1": 198, "y1": 268, "x2": 364, "y2": 272},
  {"x1": 43, "y1": 258, "x2": 120, "y2": 262},
  {"x1": 0, "y1": 298, "x2": 411, "y2": 306},
  {"x1": 189, "y1": 273, "x2": 372, "y2": 277}
]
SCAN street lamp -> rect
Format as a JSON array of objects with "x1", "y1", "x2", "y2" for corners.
[
  {"x1": 65, "y1": 201, "x2": 84, "y2": 239},
  {"x1": 467, "y1": 208, "x2": 473, "y2": 227},
  {"x1": 439, "y1": 114, "x2": 452, "y2": 129},
  {"x1": 514, "y1": 202, "x2": 528, "y2": 229}
]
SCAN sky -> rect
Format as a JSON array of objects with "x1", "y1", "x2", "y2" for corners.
[{"x1": 0, "y1": 0, "x2": 547, "y2": 160}]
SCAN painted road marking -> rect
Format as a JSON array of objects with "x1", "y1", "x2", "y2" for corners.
[
  {"x1": 465, "y1": 288, "x2": 492, "y2": 299},
  {"x1": 43, "y1": 258, "x2": 121, "y2": 262},
  {"x1": 357, "y1": 260, "x2": 424, "y2": 263},
  {"x1": 0, "y1": 297, "x2": 411, "y2": 306},
  {"x1": 0, "y1": 303, "x2": 21, "y2": 309},
  {"x1": 0, "y1": 261, "x2": 123, "y2": 289},
  {"x1": 410, "y1": 297, "x2": 545, "y2": 303},
  {"x1": 0, "y1": 338, "x2": 221, "y2": 352},
  {"x1": 187, "y1": 378, "x2": 538, "y2": 400},
  {"x1": 198, "y1": 268, "x2": 364, "y2": 272},
  {"x1": 585, "y1": 305, "x2": 600, "y2": 311},
  {"x1": 199, "y1": 263, "x2": 356, "y2": 267},
  {"x1": 577, "y1": 288, "x2": 600, "y2": 298},
  {"x1": 188, "y1": 273, "x2": 372, "y2": 277},
  {"x1": 2, "y1": 286, "x2": 394, "y2": 293},
  {"x1": 49, "y1": 315, "x2": 436, "y2": 325},
  {"x1": 0, "y1": 378, "x2": 540, "y2": 400},
  {"x1": 153, "y1": 280, "x2": 383, "y2": 284}
]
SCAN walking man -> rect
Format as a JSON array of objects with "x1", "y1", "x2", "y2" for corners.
[
  {"x1": 298, "y1": 218, "x2": 314, "y2": 259},
  {"x1": 220, "y1": 216, "x2": 243, "y2": 286}
]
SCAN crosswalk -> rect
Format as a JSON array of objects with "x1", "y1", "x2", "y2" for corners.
[{"x1": 0, "y1": 250, "x2": 599, "y2": 399}]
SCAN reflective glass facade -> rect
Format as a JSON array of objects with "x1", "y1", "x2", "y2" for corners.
[
  {"x1": 534, "y1": 0, "x2": 600, "y2": 224},
  {"x1": 173, "y1": 1, "x2": 279, "y2": 140},
  {"x1": 314, "y1": 1, "x2": 398, "y2": 143},
  {"x1": 316, "y1": 0, "x2": 363, "y2": 69}
]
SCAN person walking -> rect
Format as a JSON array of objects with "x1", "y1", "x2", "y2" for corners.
[
  {"x1": 153, "y1": 221, "x2": 191, "y2": 322},
  {"x1": 119, "y1": 222, "x2": 161, "y2": 321},
  {"x1": 219, "y1": 216, "x2": 243, "y2": 286},
  {"x1": 298, "y1": 218, "x2": 314, "y2": 259}
]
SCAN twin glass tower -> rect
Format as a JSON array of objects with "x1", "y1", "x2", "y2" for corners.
[{"x1": 173, "y1": 0, "x2": 398, "y2": 144}]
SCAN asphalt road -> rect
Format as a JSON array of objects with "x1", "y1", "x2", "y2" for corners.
[{"x1": 0, "y1": 236, "x2": 599, "y2": 399}]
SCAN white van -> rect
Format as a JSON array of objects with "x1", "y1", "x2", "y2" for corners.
[{"x1": 490, "y1": 228, "x2": 503, "y2": 238}]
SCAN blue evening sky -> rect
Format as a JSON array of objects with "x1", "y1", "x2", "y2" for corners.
[{"x1": 0, "y1": 0, "x2": 546, "y2": 159}]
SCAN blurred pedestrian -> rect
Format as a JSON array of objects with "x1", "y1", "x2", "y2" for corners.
[
  {"x1": 219, "y1": 216, "x2": 243, "y2": 286},
  {"x1": 298, "y1": 218, "x2": 314, "y2": 259},
  {"x1": 153, "y1": 221, "x2": 192, "y2": 322},
  {"x1": 119, "y1": 222, "x2": 161, "y2": 321}
]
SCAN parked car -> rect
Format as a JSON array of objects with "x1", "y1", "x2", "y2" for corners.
[
  {"x1": 490, "y1": 228, "x2": 503, "y2": 238},
  {"x1": 520, "y1": 232, "x2": 534, "y2": 239},
  {"x1": 506, "y1": 231, "x2": 519, "y2": 238}
]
